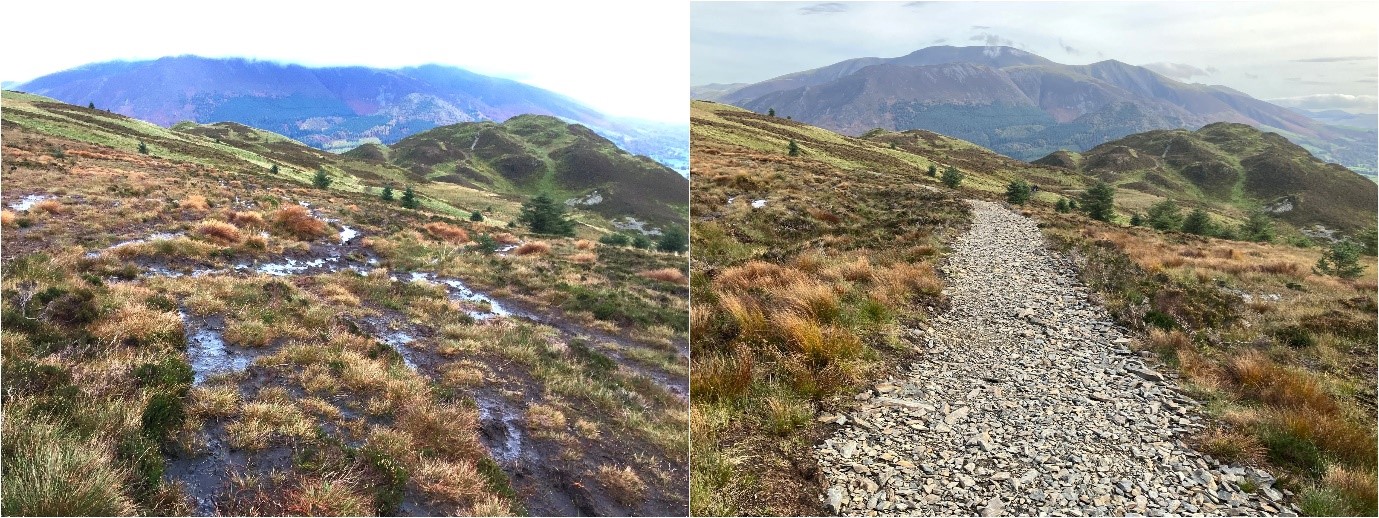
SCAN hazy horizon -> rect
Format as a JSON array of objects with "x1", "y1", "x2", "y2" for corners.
[
  {"x1": 1, "y1": 1, "x2": 688, "y2": 123},
  {"x1": 692, "y1": 1, "x2": 1379, "y2": 114}
]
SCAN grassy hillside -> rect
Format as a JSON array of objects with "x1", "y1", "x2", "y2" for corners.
[
  {"x1": 690, "y1": 100, "x2": 973, "y2": 515},
  {"x1": 385, "y1": 114, "x2": 688, "y2": 230},
  {"x1": 1039, "y1": 122, "x2": 1378, "y2": 235},
  {"x1": 1, "y1": 91, "x2": 689, "y2": 516}
]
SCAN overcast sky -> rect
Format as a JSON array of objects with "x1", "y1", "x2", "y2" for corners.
[
  {"x1": 0, "y1": 1, "x2": 688, "y2": 123},
  {"x1": 693, "y1": 1, "x2": 1379, "y2": 113}
]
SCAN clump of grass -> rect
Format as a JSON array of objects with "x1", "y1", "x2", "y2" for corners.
[
  {"x1": 195, "y1": 220, "x2": 243, "y2": 245},
  {"x1": 283, "y1": 473, "x2": 373, "y2": 516},
  {"x1": 570, "y1": 252, "x2": 598, "y2": 264},
  {"x1": 271, "y1": 205, "x2": 331, "y2": 240},
  {"x1": 33, "y1": 199, "x2": 63, "y2": 214},
  {"x1": 574, "y1": 239, "x2": 596, "y2": 250},
  {"x1": 594, "y1": 464, "x2": 647, "y2": 507},
  {"x1": 223, "y1": 401, "x2": 314, "y2": 450},
  {"x1": 178, "y1": 195, "x2": 208, "y2": 211},
  {"x1": 226, "y1": 210, "x2": 265, "y2": 229},
  {"x1": 413, "y1": 459, "x2": 491, "y2": 510},
  {"x1": 514, "y1": 241, "x2": 551, "y2": 256},
  {"x1": 1226, "y1": 351, "x2": 1338, "y2": 414},
  {"x1": 641, "y1": 268, "x2": 688, "y2": 285},
  {"x1": 1195, "y1": 427, "x2": 1266, "y2": 465},
  {"x1": 525, "y1": 403, "x2": 568, "y2": 433},
  {"x1": 423, "y1": 222, "x2": 469, "y2": 244},
  {"x1": 2, "y1": 209, "x2": 16, "y2": 226}
]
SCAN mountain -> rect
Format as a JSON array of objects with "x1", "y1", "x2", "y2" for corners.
[
  {"x1": 1288, "y1": 107, "x2": 1379, "y2": 130},
  {"x1": 704, "y1": 46, "x2": 1376, "y2": 174},
  {"x1": 14, "y1": 55, "x2": 687, "y2": 174},
  {"x1": 358, "y1": 115, "x2": 688, "y2": 228},
  {"x1": 1036, "y1": 122, "x2": 1377, "y2": 232},
  {"x1": 689, "y1": 83, "x2": 749, "y2": 102}
]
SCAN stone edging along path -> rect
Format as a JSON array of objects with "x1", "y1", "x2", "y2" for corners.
[{"x1": 816, "y1": 200, "x2": 1299, "y2": 517}]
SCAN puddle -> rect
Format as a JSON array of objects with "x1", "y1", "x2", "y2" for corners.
[
  {"x1": 180, "y1": 311, "x2": 256, "y2": 384},
  {"x1": 8, "y1": 194, "x2": 50, "y2": 211},
  {"x1": 379, "y1": 331, "x2": 419, "y2": 369},
  {"x1": 339, "y1": 225, "x2": 359, "y2": 244},
  {"x1": 404, "y1": 272, "x2": 513, "y2": 320},
  {"x1": 751, "y1": 199, "x2": 767, "y2": 208},
  {"x1": 476, "y1": 397, "x2": 524, "y2": 464}
]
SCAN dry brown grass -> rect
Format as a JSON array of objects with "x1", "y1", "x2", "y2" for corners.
[
  {"x1": 226, "y1": 210, "x2": 265, "y2": 228},
  {"x1": 195, "y1": 220, "x2": 243, "y2": 245},
  {"x1": 640, "y1": 268, "x2": 688, "y2": 285},
  {"x1": 594, "y1": 464, "x2": 647, "y2": 507},
  {"x1": 1323, "y1": 465, "x2": 1379, "y2": 511},
  {"x1": 1, "y1": 209, "x2": 15, "y2": 226},
  {"x1": 494, "y1": 233, "x2": 521, "y2": 245},
  {"x1": 413, "y1": 459, "x2": 491, "y2": 508},
  {"x1": 394, "y1": 403, "x2": 484, "y2": 459},
  {"x1": 1195, "y1": 427, "x2": 1267, "y2": 465},
  {"x1": 423, "y1": 222, "x2": 469, "y2": 244},
  {"x1": 514, "y1": 241, "x2": 551, "y2": 256},
  {"x1": 283, "y1": 473, "x2": 373, "y2": 516},
  {"x1": 271, "y1": 205, "x2": 330, "y2": 240},
  {"x1": 1226, "y1": 350, "x2": 1339, "y2": 415},
  {"x1": 526, "y1": 403, "x2": 568, "y2": 433},
  {"x1": 33, "y1": 199, "x2": 63, "y2": 214},
  {"x1": 178, "y1": 194, "x2": 209, "y2": 211},
  {"x1": 570, "y1": 252, "x2": 598, "y2": 264},
  {"x1": 574, "y1": 239, "x2": 596, "y2": 250}
]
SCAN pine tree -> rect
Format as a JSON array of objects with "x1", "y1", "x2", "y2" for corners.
[
  {"x1": 138, "y1": 141, "x2": 149, "y2": 155},
  {"x1": 1180, "y1": 208, "x2": 1213, "y2": 236},
  {"x1": 88, "y1": 102, "x2": 95, "y2": 109},
  {"x1": 401, "y1": 186, "x2": 419, "y2": 209},
  {"x1": 927, "y1": 164, "x2": 938, "y2": 177},
  {"x1": 312, "y1": 167, "x2": 332, "y2": 189},
  {"x1": 632, "y1": 234, "x2": 652, "y2": 249},
  {"x1": 1079, "y1": 181, "x2": 1115, "y2": 222},
  {"x1": 657, "y1": 226, "x2": 688, "y2": 253},
  {"x1": 1315, "y1": 240, "x2": 1363, "y2": 278},
  {"x1": 517, "y1": 193, "x2": 575, "y2": 236},
  {"x1": 941, "y1": 166, "x2": 964, "y2": 189},
  {"x1": 470, "y1": 211, "x2": 484, "y2": 222},
  {"x1": 381, "y1": 186, "x2": 394, "y2": 201},
  {"x1": 1239, "y1": 212, "x2": 1274, "y2": 243},
  {"x1": 768, "y1": 108, "x2": 776, "y2": 117},
  {"x1": 1055, "y1": 198, "x2": 1070, "y2": 213},
  {"x1": 787, "y1": 139, "x2": 800, "y2": 157},
  {"x1": 1006, "y1": 180, "x2": 1031, "y2": 205},
  {"x1": 269, "y1": 163, "x2": 280, "y2": 174},
  {"x1": 1145, "y1": 199, "x2": 1183, "y2": 231}
]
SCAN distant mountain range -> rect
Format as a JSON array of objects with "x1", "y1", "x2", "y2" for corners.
[
  {"x1": 698, "y1": 46, "x2": 1375, "y2": 175},
  {"x1": 13, "y1": 56, "x2": 688, "y2": 174}
]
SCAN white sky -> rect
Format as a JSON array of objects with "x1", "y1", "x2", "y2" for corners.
[
  {"x1": 693, "y1": 1, "x2": 1379, "y2": 113},
  {"x1": 0, "y1": 0, "x2": 689, "y2": 123}
]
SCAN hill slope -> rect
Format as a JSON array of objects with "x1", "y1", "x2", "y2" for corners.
[
  {"x1": 16, "y1": 56, "x2": 688, "y2": 173},
  {"x1": 1040, "y1": 122, "x2": 1377, "y2": 232},
  {"x1": 707, "y1": 46, "x2": 1375, "y2": 174}
]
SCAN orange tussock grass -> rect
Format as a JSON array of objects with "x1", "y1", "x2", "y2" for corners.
[
  {"x1": 514, "y1": 242, "x2": 551, "y2": 256},
  {"x1": 807, "y1": 207, "x2": 841, "y2": 224},
  {"x1": 195, "y1": 220, "x2": 243, "y2": 245},
  {"x1": 641, "y1": 268, "x2": 688, "y2": 285},
  {"x1": 1226, "y1": 350, "x2": 1338, "y2": 415},
  {"x1": 271, "y1": 205, "x2": 331, "y2": 240},
  {"x1": 227, "y1": 210, "x2": 265, "y2": 229},
  {"x1": 574, "y1": 239, "x2": 596, "y2": 250},
  {"x1": 1195, "y1": 427, "x2": 1267, "y2": 465},
  {"x1": 1, "y1": 210, "x2": 14, "y2": 226},
  {"x1": 395, "y1": 403, "x2": 484, "y2": 459},
  {"x1": 494, "y1": 233, "x2": 521, "y2": 245},
  {"x1": 283, "y1": 474, "x2": 372, "y2": 516},
  {"x1": 33, "y1": 199, "x2": 63, "y2": 214},
  {"x1": 691, "y1": 349, "x2": 754, "y2": 402},
  {"x1": 1256, "y1": 261, "x2": 1303, "y2": 276},
  {"x1": 424, "y1": 222, "x2": 470, "y2": 244},
  {"x1": 1270, "y1": 407, "x2": 1378, "y2": 468},
  {"x1": 570, "y1": 252, "x2": 597, "y2": 264},
  {"x1": 178, "y1": 194, "x2": 209, "y2": 211},
  {"x1": 1323, "y1": 465, "x2": 1379, "y2": 510}
]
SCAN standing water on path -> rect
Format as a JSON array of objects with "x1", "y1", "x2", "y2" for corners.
[
  {"x1": 8, "y1": 194, "x2": 50, "y2": 211},
  {"x1": 180, "y1": 311, "x2": 256, "y2": 384},
  {"x1": 815, "y1": 200, "x2": 1291, "y2": 517}
]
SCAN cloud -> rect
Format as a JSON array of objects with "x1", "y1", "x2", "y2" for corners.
[
  {"x1": 932, "y1": 38, "x2": 948, "y2": 44},
  {"x1": 1059, "y1": 38, "x2": 1080, "y2": 55},
  {"x1": 903, "y1": 1, "x2": 933, "y2": 7},
  {"x1": 970, "y1": 33, "x2": 1016, "y2": 47},
  {"x1": 799, "y1": 2, "x2": 848, "y2": 15},
  {"x1": 971, "y1": 25, "x2": 991, "y2": 30},
  {"x1": 1268, "y1": 94, "x2": 1377, "y2": 113},
  {"x1": 1244, "y1": 72, "x2": 1260, "y2": 79},
  {"x1": 1292, "y1": 56, "x2": 1374, "y2": 63},
  {"x1": 1142, "y1": 62, "x2": 1214, "y2": 80}
]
